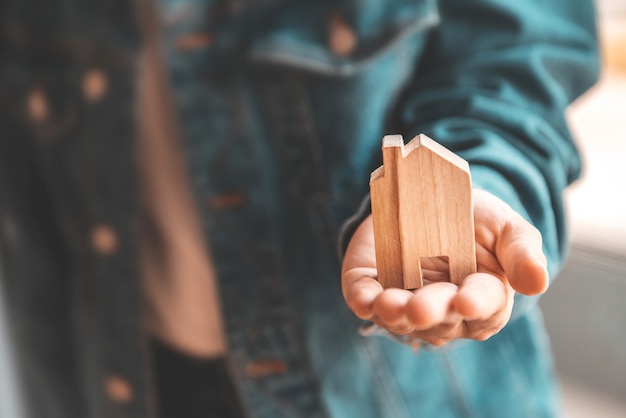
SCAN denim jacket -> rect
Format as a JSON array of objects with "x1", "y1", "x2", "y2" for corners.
[{"x1": 0, "y1": 0, "x2": 599, "y2": 417}]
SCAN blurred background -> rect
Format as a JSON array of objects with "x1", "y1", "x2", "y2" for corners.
[
  {"x1": 1, "y1": 1, "x2": 625, "y2": 417},
  {"x1": 539, "y1": 0, "x2": 626, "y2": 416}
]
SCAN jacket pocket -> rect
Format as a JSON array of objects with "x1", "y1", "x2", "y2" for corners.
[{"x1": 248, "y1": 0, "x2": 440, "y2": 77}]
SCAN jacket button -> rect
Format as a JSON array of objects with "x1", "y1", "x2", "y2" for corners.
[
  {"x1": 246, "y1": 359, "x2": 288, "y2": 379},
  {"x1": 91, "y1": 224, "x2": 118, "y2": 255},
  {"x1": 83, "y1": 69, "x2": 108, "y2": 102},
  {"x1": 105, "y1": 375, "x2": 133, "y2": 404},
  {"x1": 26, "y1": 87, "x2": 48, "y2": 123},
  {"x1": 329, "y1": 15, "x2": 358, "y2": 56},
  {"x1": 176, "y1": 32, "x2": 215, "y2": 51},
  {"x1": 209, "y1": 192, "x2": 246, "y2": 210}
]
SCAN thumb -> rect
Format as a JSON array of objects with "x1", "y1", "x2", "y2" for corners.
[{"x1": 496, "y1": 216, "x2": 549, "y2": 296}]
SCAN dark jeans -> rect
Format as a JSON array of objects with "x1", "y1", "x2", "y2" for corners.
[{"x1": 151, "y1": 338, "x2": 246, "y2": 418}]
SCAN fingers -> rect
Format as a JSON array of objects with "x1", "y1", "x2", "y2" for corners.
[
  {"x1": 368, "y1": 282, "x2": 463, "y2": 344},
  {"x1": 342, "y1": 216, "x2": 381, "y2": 320},
  {"x1": 412, "y1": 273, "x2": 512, "y2": 344},
  {"x1": 453, "y1": 273, "x2": 509, "y2": 321},
  {"x1": 345, "y1": 271, "x2": 461, "y2": 336},
  {"x1": 373, "y1": 288, "x2": 414, "y2": 329},
  {"x1": 343, "y1": 269, "x2": 382, "y2": 319},
  {"x1": 406, "y1": 282, "x2": 458, "y2": 330},
  {"x1": 342, "y1": 216, "x2": 376, "y2": 275},
  {"x1": 346, "y1": 272, "x2": 511, "y2": 344}
]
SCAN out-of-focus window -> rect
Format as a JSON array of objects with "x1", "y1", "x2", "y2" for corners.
[
  {"x1": 543, "y1": 2, "x2": 626, "y2": 417},
  {"x1": 566, "y1": 0, "x2": 626, "y2": 253}
]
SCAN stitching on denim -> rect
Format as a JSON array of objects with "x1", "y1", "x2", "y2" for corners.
[
  {"x1": 439, "y1": 351, "x2": 474, "y2": 418},
  {"x1": 360, "y1": 337, "x2": 411, "y2": 418}
]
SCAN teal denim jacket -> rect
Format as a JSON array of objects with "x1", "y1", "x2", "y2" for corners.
[{"x1": 0, "y1": 0, "x2": 599, "y2": 417}]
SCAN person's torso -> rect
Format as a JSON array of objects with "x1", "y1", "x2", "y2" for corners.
[{"x1": 0, "y1": 1, "x2": 559, "y2": 417}]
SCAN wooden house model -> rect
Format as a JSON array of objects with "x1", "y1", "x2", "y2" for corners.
[{"x1": 370, "y1": 134, "x2": 476, "y2": 289}]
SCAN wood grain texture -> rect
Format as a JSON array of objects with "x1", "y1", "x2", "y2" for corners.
[{"x1": 370, "y1": 134, "x2": 476, "y2": 289}]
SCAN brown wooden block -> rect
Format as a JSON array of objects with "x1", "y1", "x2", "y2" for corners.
[{"x1": 370, "y1": 134, "x2": 476, "y2": 289}]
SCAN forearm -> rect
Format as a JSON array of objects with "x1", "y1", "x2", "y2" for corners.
[{"x1": 390, "y1": 0, "x2": 600, "y2": 318}]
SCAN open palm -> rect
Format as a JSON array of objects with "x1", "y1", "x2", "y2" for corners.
[{"x1": 341, "y1": 189, "x2": 548, "y2": 347}]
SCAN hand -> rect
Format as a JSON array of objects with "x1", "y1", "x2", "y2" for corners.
[{"x1": 341, "y1": 189, "x2": 548, "y2": 347}]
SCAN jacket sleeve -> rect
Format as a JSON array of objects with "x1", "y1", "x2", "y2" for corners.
[{"x1": 387, "y1": 0, "x2": 600, "y2": 319}]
